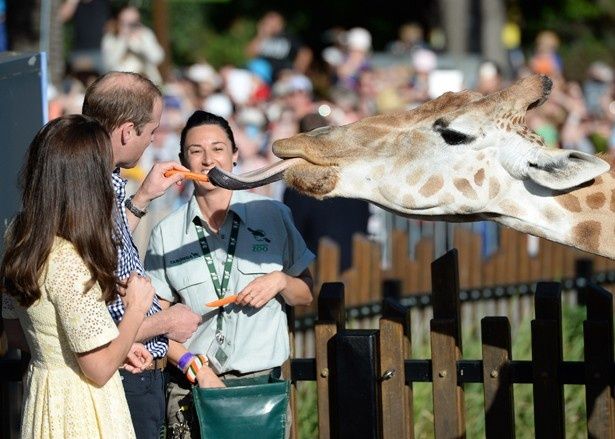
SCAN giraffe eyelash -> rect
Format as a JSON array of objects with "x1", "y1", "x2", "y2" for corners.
[
  {"x1": 440, "y1": 129, "x2": 475, "y2": 145},
  {"x1": 432, "y1": 118, "x2": 475, "y2": 145}
]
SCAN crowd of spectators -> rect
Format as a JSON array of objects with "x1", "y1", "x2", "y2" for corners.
[{"x1": 40, "y1": 7, "x2": 615, "y2": 258}]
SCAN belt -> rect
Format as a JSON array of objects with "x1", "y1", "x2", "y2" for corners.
[{"x1": 144, "y1": 356, "x2": 168, "y2": 371}]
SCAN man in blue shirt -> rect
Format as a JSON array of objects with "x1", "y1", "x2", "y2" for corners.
[{"x1": 82, "y1": 71, "x2": 201, "y2": 438}]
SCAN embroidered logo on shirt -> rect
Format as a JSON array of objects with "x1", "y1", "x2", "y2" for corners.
[
  {"x1": 252, "y1": 244, "x2": 269, "y2": 252},
  {"x1": 169, "y1": 252, "x2": 201, "y2": 266},
  {"x1": 247, "y1": 227, "x2": 271, "y2": 243}
]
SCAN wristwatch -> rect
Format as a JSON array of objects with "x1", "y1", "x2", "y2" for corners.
[{"x1": 124, "y1": 195, "x2": 147, "y2": 218}]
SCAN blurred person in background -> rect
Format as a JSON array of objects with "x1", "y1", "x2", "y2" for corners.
[
  {"x1": 185, "y1": 62, "x2": 222, "y2": 103},
  {"x1": 60, "y1": 0, "x2": 111, "y2": 82},
  {"x1": 386, "y1": 22, "x2": 427, "y2": 57},
  {"x1": 334, "y1": 27, "x2": 373, "y2": 93},
  {"x1": 245, "y1": 10, "x2": 312, "y2": 82},
  {"x1": 583, "y1": 61, "x2": 614, "y2": 119},
  {"x1": 102, "y1": 4, "x2": 165, "y2": 85},
  {"x1": 529, "y1": 30, "x2": 563, "y2": 78},
  {"x1": 475, "y1": 60, "x2": 506, "y2": 94}
]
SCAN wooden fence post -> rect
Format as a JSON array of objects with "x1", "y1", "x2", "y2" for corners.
[
  {"x1": 430, "y1": 249, "x2": 465, "y2": 438},
  {"x1": 532, "y1": 282, "x2": 565, "y2": 438},
  {"x1": 481, "y1": 317, "x2": 515, "y2": 438},
  {"x1": 584, "y1": 284, "x2": 615, "y2": 438},
  {"x1": 575, "y1": 258, "x2": 593, "y2": 306},
  {"x1": 331, "y1": 329, "x2": 381, "y2": 438},
  {"x1": 379, "y1": 297, "x2": 413, "y2": 439},
  {"x1": 315, "y1": 282, "x2": 345, "y2": 439}
]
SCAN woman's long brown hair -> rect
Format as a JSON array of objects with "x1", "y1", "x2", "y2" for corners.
[{"x1": 1, "y1": 115, "x2": 118, "y2": 307}]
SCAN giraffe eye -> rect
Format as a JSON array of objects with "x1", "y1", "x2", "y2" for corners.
[{"x1": 440, "y1": 129, "x2": 475, "y2": 145}]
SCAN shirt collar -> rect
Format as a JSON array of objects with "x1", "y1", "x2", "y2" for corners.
[{"x1": 184, "y1": 191, "x2": 249, "y2": 235}]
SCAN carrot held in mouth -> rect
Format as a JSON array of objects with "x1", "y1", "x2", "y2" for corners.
[
  {"x1": 205, "y1": 295, "x2": 237, "y2": 307},
  {"x1": 164, "y1": 169, "x2": 209, "y2": 182}
]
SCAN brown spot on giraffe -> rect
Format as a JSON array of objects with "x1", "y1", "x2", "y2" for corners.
[
  {"x1": 610, "y1": 189, "x2": 615, "y2": 212},
  {"x1": 586, "y1": 192, "x2": 606, "y2": 209},
  {"x1": 419, "y1": 175, "x2": 444, "y2": 197},
  {"x1": 454, "y1": 178, "x2": 478, "y2": 199},
  {"x1": 498, "y1": 201, "x2": 523, "y2": 217},
  {"x1": 401, "y1": 193, "x2": 415, "y2": 208},
  {"x1": 489, "y1": 178, "x2": 500, "y2": 198},
  {"x1": 439, "y1": 193, "x2": 455, "y2": 205},
  {"x1": 474, "y1": 169, "x2": 485, "y2": 186},
  {"x1": 556, "y1": 193, "x2": 582, "y2": 213},
  {"x1": 572, "y1": 221, "x2": 601, "y2": 253},
  {"x1": 406, "y1": 168, "x2": 424, "y2": 185},
  {"x1": 543, "y1": 207, "x2": 558, "y2": 223}
]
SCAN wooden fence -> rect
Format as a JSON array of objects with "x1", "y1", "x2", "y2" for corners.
[
  {"x1": 285, "y1": 249, "x2": 615, "y2": 438},
  {"x1": 291, "y1": 226, "x2": 615, "y2": 358},
  {"x1": 312, "y1": 226, "x2": 615, "y2": 303}
]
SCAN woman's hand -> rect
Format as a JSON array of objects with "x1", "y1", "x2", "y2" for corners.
[
  {"x1": 236, "y1": 271, "x2": 286, "y2": 309},
  {"x1": 122, "y1": 343, "x2": 153, "y2": 373}
]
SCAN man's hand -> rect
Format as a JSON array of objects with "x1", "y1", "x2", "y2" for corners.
[
  {"x1": 165, "y1": 303, "x2": 201, "y2": 343},
  {"x1": 122, "y1": 343, "x2": 153, "y2": 373},
  {"x1": 131, "y1": 161, "x2": 190, "y2": 211}
]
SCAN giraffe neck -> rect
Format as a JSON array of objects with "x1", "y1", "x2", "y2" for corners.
[{"x1": 494, "y1": 173, "x2": 615, "y2": 259}]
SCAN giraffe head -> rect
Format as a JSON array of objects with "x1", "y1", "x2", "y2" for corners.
[{"x1": 209, "y1": 74, "x2": 609, "y2": 220}]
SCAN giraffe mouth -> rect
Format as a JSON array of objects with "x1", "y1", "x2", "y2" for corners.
[{"x1": 207, "y1": 158, "x2": 309, "y2": 190}]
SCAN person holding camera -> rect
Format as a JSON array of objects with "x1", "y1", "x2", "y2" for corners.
[{"x1": 101, "y1": 5, "x2": 164, "y2": 84}]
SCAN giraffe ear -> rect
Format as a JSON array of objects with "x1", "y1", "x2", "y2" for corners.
[{"x1": 524, "y1": 150, "x2": 610, "y2": 190}]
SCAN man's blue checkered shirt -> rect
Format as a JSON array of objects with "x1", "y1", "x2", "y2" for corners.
[{"x1": 108, "y1": 170, "x2": 168, "y2": 358}]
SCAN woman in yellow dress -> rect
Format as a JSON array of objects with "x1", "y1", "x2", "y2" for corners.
[{"x1": 1, "y1": 114, "x2": 155, "y2": 438}]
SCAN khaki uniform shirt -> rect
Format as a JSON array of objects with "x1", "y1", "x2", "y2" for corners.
[{"x1": 145, "y1": 191, "x2": 314, "y2": 373}]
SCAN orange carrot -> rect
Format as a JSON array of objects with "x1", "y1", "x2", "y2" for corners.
[
  {"x1": 205, "y1": 295, "x2": 237, "y2": 307},
  {"x1": 164, "y1": 169, "x2": 209, "y2": 182}
]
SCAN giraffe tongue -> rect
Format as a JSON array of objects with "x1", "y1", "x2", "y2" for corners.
[{"x1": 208, "y1": 158, "x2": 307, "y2": 190}]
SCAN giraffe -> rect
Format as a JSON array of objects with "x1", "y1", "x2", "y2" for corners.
[{"x1": 208, "y1": 74, "x2": 615, "y2": 259}]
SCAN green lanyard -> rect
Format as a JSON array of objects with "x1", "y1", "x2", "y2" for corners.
[{"x1": 194, "y1": 211, "x2": 240, "y2": 334}]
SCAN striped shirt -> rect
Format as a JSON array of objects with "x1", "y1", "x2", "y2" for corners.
[{"x1": 108, "y1": 169, "x2": 168, "y2": 358}]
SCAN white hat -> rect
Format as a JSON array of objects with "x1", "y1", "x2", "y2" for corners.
[
  {"x1": 186, "y1": 63, "x2": 221, "y2": 88},
  {"x1": 225, "y1": 68, "x2": 254, "y2": 106},
  {"x1": 412, "y1": 48, "x2": 437, "y2": 73},
  {"x1": 203, "y1": 93, "x2": 233, "y2": 119},
  {"x1": 346, "y1": 27, "x2": 372, "y2": 51}
]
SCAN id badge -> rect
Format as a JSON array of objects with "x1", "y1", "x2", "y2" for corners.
[{"x1": 206, "y1": 334, "x2": 229, "y2": 374}]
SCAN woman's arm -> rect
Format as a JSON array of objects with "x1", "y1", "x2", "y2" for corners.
[
  {"x1": 75, "y1": 273, "x2": 155, "y2": 387},
  {"x1": 236, "y1": 268, "x2": 314, "y2": 308}
]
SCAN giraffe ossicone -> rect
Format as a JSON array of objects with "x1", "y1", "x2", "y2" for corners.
[{"x1": 208, "y1": 74, "x2": 614, "y2": 259}]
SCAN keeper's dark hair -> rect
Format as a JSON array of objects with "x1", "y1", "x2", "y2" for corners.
[{"x1": 1, "y1": 114, "x2": 119, "y2": 307}]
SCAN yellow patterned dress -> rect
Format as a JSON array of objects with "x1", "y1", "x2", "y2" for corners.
[{"x1": 1, "y1": 238, "x2": 135, "y2": 438}]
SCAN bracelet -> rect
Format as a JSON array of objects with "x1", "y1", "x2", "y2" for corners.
[
  {"x1": 124, "y1": 195, "x2": 147, "y2": 218},
  {"x1": 185, "y1": 354, "x2": 208, "y2": 384},
  {"x1": 177, "y1": 352, "x2": 194, "y2": 372}
]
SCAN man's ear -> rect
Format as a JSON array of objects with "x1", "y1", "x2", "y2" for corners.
[{"x1": 119, "y1": 122, "x2": 136, "y2": 146}]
